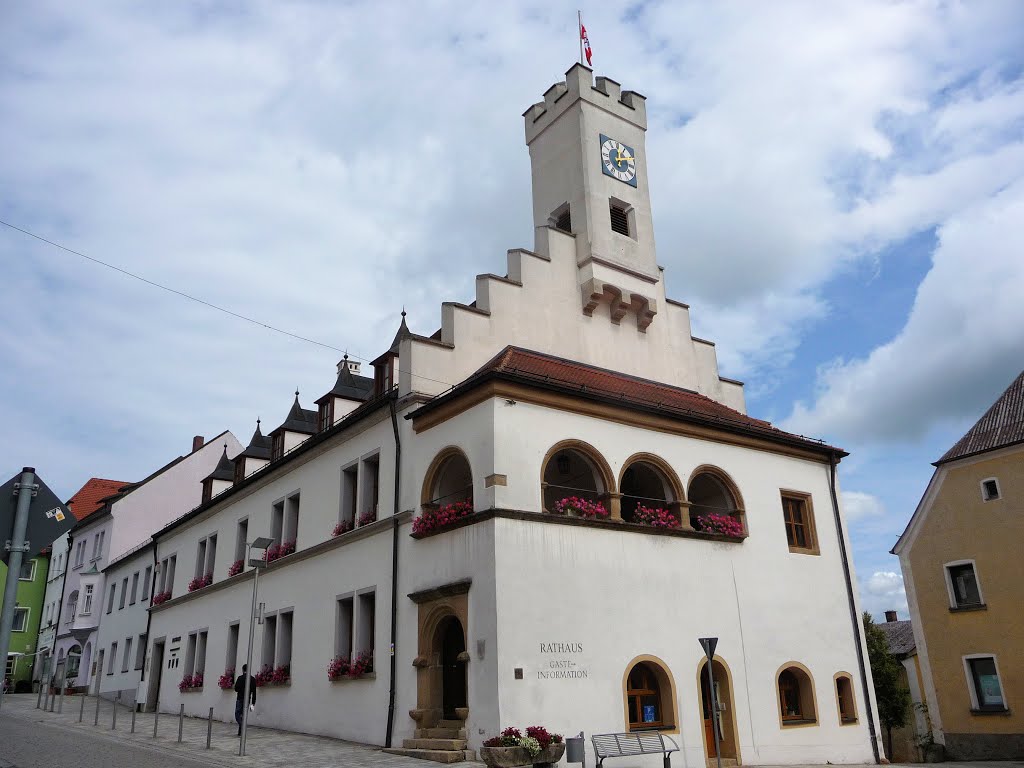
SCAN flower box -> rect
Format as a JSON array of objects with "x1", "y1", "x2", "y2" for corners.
[
  {"x1": 188, "y1": 573, "x2": 213, "y2": 592},
  {"x1": 327, "y1": 651, "x2": 374, "y2": 681},
  {"x1": 481, "y1": 727, "x2": 565, "y2": 767},
  {"x1": 263, "y1": 541, "x2": 296, "y2": 564},
  {"x1": 227, "y1": 559, "x2": 243, "y2": 577},
  {"x1": 152, "y1": 591, "x2": 172, "y2": 606},
  {"x1": 693, "y1": 512, "x2": 744, "y2": 538},
  {"x1": 554, "y1": 497, "x2": 608, "y2": 519},
  {"x1": 412, "y1": 500, "x2": 473, "y2": 536},
  {"x1": 255, "y1": 664, "x2": 290, "y2": 687},
  {"x1": 632, "y1": 505, "x2": 680, "y2": 529},
  {"x1": 357, "y1": 508, "x2": 377, "y2": 527},
  {"x1": 218, "y1": 669, "x2": 235, "y2": 690},
  {"x1": 179, "y1": 672, "x2": 204, "y2": 692},
  {"x1": 332, "y1": 520, "x2": 353, "y2": 537}
]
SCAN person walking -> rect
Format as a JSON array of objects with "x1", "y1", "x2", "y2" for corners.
[{"x1": 233, "y1": 664, "x2": 256, "y2": 736}]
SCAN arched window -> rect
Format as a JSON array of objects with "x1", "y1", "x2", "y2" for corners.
[
  {"x1": 777, "y1": 664, "x2": 817, "y2": 726},
  {"x1": 542, "y1": 442, "x2": 612, "y2": 514},
  {"x1": 687, "y1": 468, "x2": 744, "y2": 533},
  {"x1": 623, "y1": 657, "x2": 676, "y2": 731},
  {"x1": 835, "y1": 673, "x2": 857, "y2": 724},
  {"x1": 619, "y1": 456, "x2": 681, "y2": 524},
  {"x1": 67, "y1": 590, "x2": 79, "y2": 622},
  {"x1": 423, "y1": 449, "x2": 473, "y2": 508}
]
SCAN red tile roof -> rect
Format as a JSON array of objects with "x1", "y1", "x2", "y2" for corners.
[
  {"x1": 66, "y1": 478, "x2": 131, "y2": 521},
  {"x1": 936, "y1": 369, "x2": 1024, "y2": 464},
  {"x1": 419, "y1": 346, "x2": 841, "y2": 455}
]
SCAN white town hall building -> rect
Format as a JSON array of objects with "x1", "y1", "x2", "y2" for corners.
[{"x1": 141, "y1": 64, "x2": 881, "y2": 766}]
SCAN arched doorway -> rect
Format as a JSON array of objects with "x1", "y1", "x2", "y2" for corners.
[
  {"x1": 437, "y1": 616, "x2": 467, "y2": 719},
  {"x1": 697, "y1": 658, "x2": 740, "y2": 763}
]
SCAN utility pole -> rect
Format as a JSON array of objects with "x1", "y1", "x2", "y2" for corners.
[{"x1": 0, "y1": 468, "x2": 36, "y2": 710}]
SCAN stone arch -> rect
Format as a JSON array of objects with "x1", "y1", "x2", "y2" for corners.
[
  {"x1": 618, "y1": 453, "x2": 686, "y2": 525},
  {"x1": 621, "y1": 654, "x2": 679, "y2": 733},
  {"x1": 541, "y1": 439, "x2": 616, "y2": 516},
  {"x1": 412, "y1": 588, "x2": 470, "y2": 730},
  {"x1": 686, "y1": 465, "x2": 746, "y2": 532},
  {"x1": 421, "y1": 447, "x2": 474, "y2": 508},
  {"x1": 776, "y1": 661, "x2": 819, "y2": 727},
  {"x1": 696, "y1": 655, "x2": 742, "y2": 762}
]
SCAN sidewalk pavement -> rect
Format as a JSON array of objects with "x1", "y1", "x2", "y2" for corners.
[{"x1": 0, "y1": 692, "x2": 453, "y2": 768}]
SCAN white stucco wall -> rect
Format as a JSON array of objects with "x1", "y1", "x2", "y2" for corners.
[{"x1": 97, "y1": 543, "x2": 155, "y2": 704}]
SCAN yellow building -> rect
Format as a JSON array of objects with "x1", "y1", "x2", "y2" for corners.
[{"x1": 893, "y1": 370, "x2": 1024, "y2": 760}]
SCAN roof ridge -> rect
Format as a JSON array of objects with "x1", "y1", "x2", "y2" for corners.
[{"x1": 937, "y1": 369, "x2": 1024, "y2": 464}]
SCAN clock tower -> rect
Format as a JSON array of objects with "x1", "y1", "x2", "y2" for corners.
[{"x1": 524, "y1": 64, "x2": 657, "y2": 330}]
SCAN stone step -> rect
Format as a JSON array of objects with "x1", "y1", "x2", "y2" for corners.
[
  {"x1": 417, "y1": 728, "x2": 465, "y2": 739},
  {"x1": 403, "y1": 739, "x2": 469, "y2": 751},
  {"x1": 382, "y1": 748, "x2": 465, "y2": 764},
  {"x1": 439, "y1": 719, "x2": 465, "y2": 728}
]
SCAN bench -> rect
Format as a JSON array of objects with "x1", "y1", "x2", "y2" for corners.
[{"x1": 592, "y1": 732, "x2": 679, "y2": 768}]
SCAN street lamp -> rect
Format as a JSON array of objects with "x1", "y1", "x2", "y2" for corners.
[
  {"x1": 240, "y1": 536, "x2": 273, "y2": 757},
  {"x1": 698, "y1": 638, "x2": 722, "y2": 768}
]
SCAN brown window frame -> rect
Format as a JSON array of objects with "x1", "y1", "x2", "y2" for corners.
[
  {"x1": 781, "y1": 491, "x2": 819, "y2": 555},
  {"x1": 319, "y1": 400, "x2": 334, "y2": 432},
  {"x1": 271, "y1": 433, "x2": 284, "y2": 461},
  {"x1": 626, "y1": 662, "x2": 666, "y2": 730}
]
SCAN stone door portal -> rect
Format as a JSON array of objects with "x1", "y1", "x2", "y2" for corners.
[{"x1": 440, "y1": 617, "x2": 467, "y2": 718}]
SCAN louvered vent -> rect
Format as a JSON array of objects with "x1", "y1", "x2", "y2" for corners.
[
  {"x1": 555, "y1": 208, "x2": 571, "y2": 233},
  {"x1": 610, "y1": 204, "x2": 629, "y2": 236}
]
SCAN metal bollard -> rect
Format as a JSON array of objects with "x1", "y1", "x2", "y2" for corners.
[
  {"x1": 206, "y1": 707, "x2": 213, "y2": 749},
  {"x1": 131, "y1": 705, "x2": 137, "y2": 733},
  {"x1": 112, "y1": 691, "x2": 119, "y2": 729},
  {"x1": 36, "y1": 680, "x2": 43, "y2": 710},
  {"x1": 41, "y1": 681, "x2": 49, "y2": 712},
  {"x1": 153, "y1": 704, "x2": 160, "y2": 737},
  {"x1": 79, "y1": 695, "x2": 85, "y2": 722},
  {"x1": 94, "y1": 694, "x2": 100, "y2": 725},
  {"x1": 177, "y1": 703, "x2": 184, "y2": 743},
  {"x1": 58, "y1": 681, "x2": 66, "y2": 714}
]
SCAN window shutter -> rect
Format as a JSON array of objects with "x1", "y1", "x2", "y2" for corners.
[{"x1": 610, "y1": 205, "x2": 629, "y2": 235}]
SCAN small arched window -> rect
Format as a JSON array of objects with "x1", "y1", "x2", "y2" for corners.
[
  {"x1": 624, "y1": 659, "x2": 676, "y2": 731},
  {"x1": 542, "y1": 443, "x2": 610, "y2": 514},
  {"x1": 777, "y1": 664, "x2": 817, "y2": 726},
  {"x1": 620, "y1": 458, "x2": 680, "y2": 524},
  {"x1": 835, "y1": 673, "x2": 857, "y2": 724},
  {"x1": 687, "y1": 469, "x2": 744, "y2": 533},
  {"x1": 424, "y1": 450, "x2": 473, "y2": 508}
]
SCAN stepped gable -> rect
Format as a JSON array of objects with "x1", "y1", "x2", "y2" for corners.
[
  {"x1": 238, "y1": 419, "x2": 272, "y2": 460},
  {"x1": 204, "y1": 445, "x2": 235, "y2": 482},
  {"x1": 936, "y1": 369, "x2": 1024, "y2": 464},
  {"x1": 66, "y1": 477, "x2": 132, "y2": 521}
]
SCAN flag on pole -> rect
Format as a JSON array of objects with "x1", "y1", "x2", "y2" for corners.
[{"x1": 580, "y1": 19, "x2": 592, "y2": 66}]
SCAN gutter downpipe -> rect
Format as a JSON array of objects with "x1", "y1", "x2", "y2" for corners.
[
  {"x1": 385, "y1": 393, "x2": 402, "y2": 748},
  {"x1": 829, "y1": 452, "x2": 881, "y2": 764}
]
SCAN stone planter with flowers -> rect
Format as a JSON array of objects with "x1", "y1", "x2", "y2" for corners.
[{"x1": 481, "y1": 727, "x2": 565, "y2": 768}]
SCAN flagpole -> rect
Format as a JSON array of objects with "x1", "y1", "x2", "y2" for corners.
[{"x1": 578, "y1": 10, "x2": 584, "y2": 65}]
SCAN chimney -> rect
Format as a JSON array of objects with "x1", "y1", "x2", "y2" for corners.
[
  {"x1": 347, "y1": 359, "x2": 360, "y2": 375},
  {"x1": 192, "y1": 435, "x2": 205, "y2": 452},
  {"x1": 885, "y1": 610, "x2": 898, "y2": 623}
]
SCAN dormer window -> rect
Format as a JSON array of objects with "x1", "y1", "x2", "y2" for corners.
[
  {"x1": 319, "y1": 400, "x2": 334, "y2": 432},
  {"x1": 201, "y1": 479, "x2": 213, "y2": 504},
  {"x1": 234, "y1": 460, "x2": 246, "y2": 484},
  {"x1": 271, "y1": 432, "x2": 285, "y2": 461},
  {"x1": 374, "y1": 357, "x2": 395, "y2": 396}
]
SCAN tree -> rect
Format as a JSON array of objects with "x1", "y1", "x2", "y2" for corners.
[{"x1": 863, "y1": 612, "x2": 911, "y2": 758}]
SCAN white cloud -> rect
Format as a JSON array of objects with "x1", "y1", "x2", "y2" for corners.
[
  {"x1": 861, "y1": 570, "x2": 909, "y2": 620},
  {"x1": 842, "y1": 491, "x2": 886, "y2": 522}
]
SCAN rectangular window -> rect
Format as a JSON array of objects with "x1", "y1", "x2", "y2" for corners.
[
  {"x1": 981, "y1": 478, "x2": 1000, "y2": 501},
  {"x1": 107, "y1": 584, "x2": 116, "y2": 614},
  {"x1": 119, "y1": 578, "x2": 128, "y2": 609},
  {"x1": 782, "y1": 492, "x2": 818, "y2": 554},
  {"x1": 359, "y1": 455, "x2": 380, "y2": 523},
  {"x1": 235, "y1": 519, "x2": 249, "y2": 569},
  {"x1": 91, "y1": 535, "x2": 100, "y2": 561},
  {"x1": 142, "y1": 566, "x2": 152, "y2": 601},
  {"x1": 12, "y1": 607, "x2": 29, "y2": 632},
  {"x1": 610, "y1": 202, "x2": 630, "y2": 236},
  {"x1": 195, "y1": 630, "x2": 208, "y2": 676},
  {"x1": 967, "y1": 657, "x2": 1006, "y2": 711},
  {"x1": 19, "y1": 559, "x2": 35, "y2": 581},
  {"x1": 262, "y1": 615, "x2": 278, "y2": 670},
  {"x1": 130, "y1": 572, "x2": 139, "y2": 605},
  {"x1": 205, "y1": 534, "x2": 217, "y2": 577},
  {"x1": 271, "y1": 501, "x2": 284, "y2": 546},
  {"x1": 356, "y1": 591, "x2": 376, "y2": 657},
  {"x1": 108, "y1": 643, "x2": 117, "y2": 674},
  {"x1": 5, "y1": 654, "x2": 15, "y2": 677},
  {"x1": 226, "y1": 623, "x2": 240, "y2": 672},
  {"x1": 167, "y1": 555, "x2": 176, "y2": 595},
  {"x1": 284, "y1": 495, "x2": 300, "y2": 546},
  {"x1": 947, "y1": 563, "x2": 983, "y2": 608},
  {"x1": 340, "y1": 465, "x2": 358, "y2": 528},
  {"x1": 335, "y1": 597, "x2": 354, "y2": 659},
  {"x1": 278, "y1": 611, "x2": 293, "y2": 670},
  {"x1": 82, "y1": 584, "x2": 94, "y2": 615},
  {"x1": 184, "y1": 633, "x2": 197, "y2": 676},
  {"x1": 122, "y1": 638, "x2": 133, "y2": 673},
  {"x1": 195, "y1": 539, "x2": 208, "y2": 580},
  {"x1": 135, "y1": 634, "x2": 147, "y2": 670},
  {"x1": 319, "y1": 400, "x2": 333, "y2": 432},
  {"x1": 271, "y1": 433, "x2": 284, "y2": 461}
]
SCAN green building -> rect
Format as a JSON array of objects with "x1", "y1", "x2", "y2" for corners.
[{"x1": 1, "y1": 553, "x2": 48, "y2": 690}]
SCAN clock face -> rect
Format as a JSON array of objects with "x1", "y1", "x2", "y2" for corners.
[{"x1": 600, "y1": 134, "x2": 638, "y2": 187}]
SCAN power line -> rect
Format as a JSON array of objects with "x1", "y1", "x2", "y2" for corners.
[{"x1": 0, "y1": 218, "x2": 456, "y2": 390}]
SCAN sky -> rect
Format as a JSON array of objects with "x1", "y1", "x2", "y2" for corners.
[{"x1": 2, "y1": 1, "x2": 1023, "y2": 620}]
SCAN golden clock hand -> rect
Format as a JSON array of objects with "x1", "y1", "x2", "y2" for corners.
[{"x1": 615, "y1": 151, "x2": 633, "y2": 164}]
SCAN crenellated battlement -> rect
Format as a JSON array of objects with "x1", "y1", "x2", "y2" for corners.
[{"x1": 523, "y1": 63, "x2": 647, "y2": 145}]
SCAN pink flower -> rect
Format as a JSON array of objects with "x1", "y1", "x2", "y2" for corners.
[
  {"x1": 554, "y1": 497, "x2": 609, "y2": 518},
  {"x1": 632, "y1": 505, "x2": 681, "y2": 529},
  {"x1": 332, "y1": 520, "x2": 353, "y2": 537},
  {"x1": 227, "y1": 559, "x2": 243, "y2": 577},
  {"x1": 412, "y1": 501, "x2": 474, "y2": 536},
  {"x1": 694, "y1": 513, "x2": 745, "y2": 538}
]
